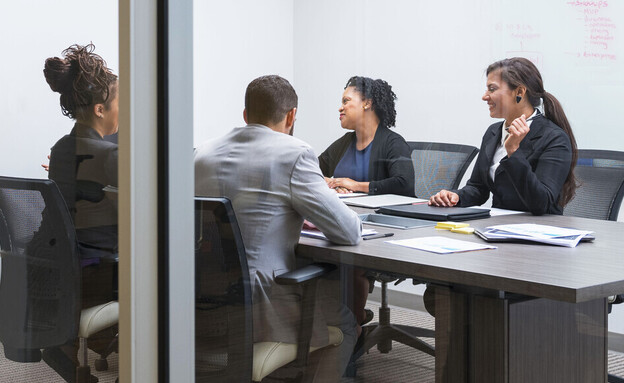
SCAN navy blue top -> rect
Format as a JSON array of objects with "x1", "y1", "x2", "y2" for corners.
[{"x1": 333, "y1": 139, "x2": 372, "y2": 181}]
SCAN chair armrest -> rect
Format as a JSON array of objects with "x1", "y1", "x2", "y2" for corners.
[
  {"x1": 274, "y1": 263, "x2": 337, "y2": 373},
  {"x1": 275, "y1": 263, "x2": 336, "y2": 285}
]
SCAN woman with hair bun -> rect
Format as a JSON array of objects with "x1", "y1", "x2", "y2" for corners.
[
  {"x1": 429, "y1": 57, "x2": 577, "y2": 215},
  {"x1": 43, "y1": 43, "x2": 118, "y2": 381},
  {"x1": 319, "y1": 76, "x2": 414, "y2": 197}
]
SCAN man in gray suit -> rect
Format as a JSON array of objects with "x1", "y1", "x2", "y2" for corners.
[{"x1": 195, "y1": 75, "x2": 362, "y2": 381}]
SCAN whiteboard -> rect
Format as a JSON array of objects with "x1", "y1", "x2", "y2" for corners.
[{"x1": 291, "y1": 0, "x2": 624, "y2": 154}]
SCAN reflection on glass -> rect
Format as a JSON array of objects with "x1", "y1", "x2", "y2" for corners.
[
  {"x1": 0, "y1": 43, "x2": 120, "y2": 383},
  {"x1": 43, "y1": 43, "x2": 119, "y2": 382}
]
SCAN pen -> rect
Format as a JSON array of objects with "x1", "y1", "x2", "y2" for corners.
[
  {"x1": 364, "y1": 232, "x2": 394, "y2": 240},
  {"x1": 505, "y1": 114, "x2": 540, "y2": 132}
]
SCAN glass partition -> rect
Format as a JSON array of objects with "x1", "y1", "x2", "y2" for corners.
[
  {"x1": 0, "y1": 2, "x2": 121, "y2": 382},
  {"x1": 191, "y1": 1, "x2": 624, "y2": 382}
]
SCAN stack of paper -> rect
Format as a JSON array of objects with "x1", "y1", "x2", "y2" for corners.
[{"x1": 477, "y1": 223, "x2": 593, "y2": 247}]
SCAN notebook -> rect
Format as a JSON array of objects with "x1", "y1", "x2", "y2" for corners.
[
  {"x1": 376, "y1": 204, "x2": 491, "y2": 221},
  {"x1": 343, "y1": 194, "x2": 427, "y2": 208}
]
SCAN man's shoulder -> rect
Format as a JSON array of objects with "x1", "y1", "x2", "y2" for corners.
[{"x1": 195, "y1": 126, "x2": 314, "y2": 161}]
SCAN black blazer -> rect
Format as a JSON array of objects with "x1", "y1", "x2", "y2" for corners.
[
  {"x1": 455, "y1": 115, "x2": 572, "y2": 215},
  {"x1": 49, "y1": 123, "x2": 119, "y2": 258},
  {"x1": 318, "y1": 126, "x2": 415, "y2": 196}
]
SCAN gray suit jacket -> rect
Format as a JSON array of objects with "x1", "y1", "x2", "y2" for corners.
[{"x1": 194, "y1": 124, "x2": 362, "y2": 347}]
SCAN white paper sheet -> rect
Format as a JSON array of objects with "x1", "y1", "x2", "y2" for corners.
[{"x1": 387, "y1": 236, "x2": 497, "y2": 254}]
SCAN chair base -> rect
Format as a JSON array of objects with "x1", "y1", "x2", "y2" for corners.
[
  {"x1": 346, "y1": 302, "x2": 435, "y2": 378},
  {"x1": 353, "y1": 322, "x2": 435, "y2": 360},
  {"x1": 94, "y1": 333, "x2": 118, "y2": 371}
]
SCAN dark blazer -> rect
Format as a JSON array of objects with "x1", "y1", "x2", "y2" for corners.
[
  {"x1": 318, "y1": 126, "x2": 415, "y2": 196},
  {"x1": 455, "y1": 115, "x2": 572, "y2": 215},
  {"x1": 49, "y1": 123, "x2": 118, "y2": 258}
]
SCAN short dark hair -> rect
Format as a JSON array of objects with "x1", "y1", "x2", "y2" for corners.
[
  {"x1": 244, "y1": 75, "x2": 298, "y2": 126},
  {"x1": 345, "y1": 76, "x2": 397, "y2": 129}
]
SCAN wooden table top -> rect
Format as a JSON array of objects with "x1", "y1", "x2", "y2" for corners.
[{"x1": 297, "y1": 210, "x2": 624, "y2": 303}]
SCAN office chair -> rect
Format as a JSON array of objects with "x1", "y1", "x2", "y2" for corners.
[
  {"x1": 350, "y1": 142, "x2": 479, "y2": 371},
  {"x1": 0, "y1": 176, "x2": 118, "y2": 383},
  {"x1": 194, "y1": 197, "x2": 345, "y2": 382},
  {"x1": 409, "y1": 141, "x2": 479, "y2": 199},
  {"x1": 561, "y1": 149, "x2": 624, "y2": 383}
]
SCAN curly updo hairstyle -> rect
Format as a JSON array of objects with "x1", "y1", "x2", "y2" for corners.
[
  {"x1": 345, "y1": 76, "x2": 397, "y2": 129},
  {"x1": 44, "y1": 43, "x2": 118, "y2": 121}
]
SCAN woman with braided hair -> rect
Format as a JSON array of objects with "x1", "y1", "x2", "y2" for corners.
[
  {"x1": 43, "y1": 43, "x2": 118, "y2": 382},
  {"x1": 319, "y1": 76, "x2": 414, "y2": 197}
]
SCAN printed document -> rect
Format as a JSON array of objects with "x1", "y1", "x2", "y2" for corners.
[{"x1": 387, "y1": 236, "x2": 497, "y2": 254}]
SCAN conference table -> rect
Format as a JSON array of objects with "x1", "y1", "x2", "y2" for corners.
[{"x1": 296, "y1": 208, "x2": 624, "y2": 383}]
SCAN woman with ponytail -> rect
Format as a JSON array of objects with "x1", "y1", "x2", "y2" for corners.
[
  {"x1": 429, "y1": 57, "x2": 577, "y2": 215},
  {"x1": 43, "y1": 43, "x2": 118, "y2": 381}
]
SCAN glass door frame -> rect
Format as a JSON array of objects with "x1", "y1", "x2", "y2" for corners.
[{"x1": 119, "y1": 0, "x2": 194, "y2": 381}]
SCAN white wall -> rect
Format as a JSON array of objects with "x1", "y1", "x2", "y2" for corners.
[
  {"x1": 0, "y1": 1, "x2": 118, "y2": 178},
  {"x1": 193, "y1": 0, "x2": 294, "y2": 145},
  {"x1": 293, "y1": 0, "x2": 624, "y2": 155},
  {"x1": 293, "y1": 0, "x2": 492, "y2": 153}
]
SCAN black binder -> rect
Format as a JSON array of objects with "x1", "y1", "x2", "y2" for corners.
[{"x1": 376, "y1": 204, "x2": 490, "y2": 221}]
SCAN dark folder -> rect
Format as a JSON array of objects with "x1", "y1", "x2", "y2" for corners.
[{"x1": 376, "y1": 204, "x2": 490, "y2": 221}]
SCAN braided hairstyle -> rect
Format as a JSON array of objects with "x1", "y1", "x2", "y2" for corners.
[
  {"x1": 486, "y1": 58, "x2": 578, "y2": 207},
  {"x1": 345, "y1": 76, "x2": 397, "y2": 129},
  {"x1": 44, "y1": 43, "x2": 117, "y2": 121}
]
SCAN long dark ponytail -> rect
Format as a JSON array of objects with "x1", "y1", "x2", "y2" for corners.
[{"x1": 487, "y1": 58, "x2": 577, "y2": 206}]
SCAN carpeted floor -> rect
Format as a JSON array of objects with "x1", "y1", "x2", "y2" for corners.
[
  {"x1": 1, "y1": 301, "x2": 623, "y2": 382},
  {"x1": 341, "y1": 300, "x2": 624, "y2": 383},
  {"x1": 0, "y1": 346, "x2": 118, "y2": 382}
]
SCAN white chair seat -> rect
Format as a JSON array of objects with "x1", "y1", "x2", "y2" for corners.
[
  {"x1": 78, "y1": 301, "x2": 119, "y2": 338},
  {"x1": 251, "y1": 325, "x2": 343, "y2": 382}
]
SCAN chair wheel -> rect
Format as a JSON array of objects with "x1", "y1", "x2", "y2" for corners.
[{"x1": 94, "y1": 358, "x2": 108, "y2": 371}]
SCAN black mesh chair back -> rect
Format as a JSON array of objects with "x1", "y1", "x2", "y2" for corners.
[
  {"x1": 0, "y1": 176, "x2": 80, "y2": 362},
  {"x1": 563, "y1": 149, "x2": 624, "y2": 221},
  {"x1": 407, "y1": 142, "x2": 479, "y2": 198},
  {"x1": 195, "y1": 197, "x2": 252, "y2": 382}
]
